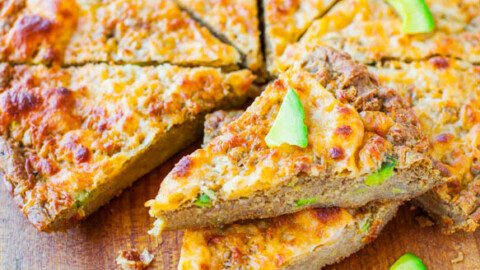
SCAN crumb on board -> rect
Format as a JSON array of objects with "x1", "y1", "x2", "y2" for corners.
[
  {"x1": 451, "y1": 245, "x2": 464, "y2": 264},
  {"x1": 415, "y1": 215, "x2": 434, "y2": 228},
  {"x1": 116, "y1": 249, "x2": 154, "y2": 270}
]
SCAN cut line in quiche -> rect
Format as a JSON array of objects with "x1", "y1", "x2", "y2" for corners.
[
  {"x1": 146, "y1": 47, "x2": 447, "y2": 232},
  {"x1": 173, "y1": 0, "x2": 265, "y2": 76},
  {"x1": 0, "y1": 63, "x2": 254, "y2": 232},
  {"x1": 0, "y1": 0, "x2": 241, "y2": 68},
  {"x1": 276, "y1": 0, "x2": 480, "y2": 74},
  {"x1": 263, "y1": 0, "x2": 338, "y2": 75},
  {"x1": 372, "y1": 57, "x2": 480, "y2": 234},
  {"x1": 177, "y1": 110, "x2": 401, "y2": 270}
]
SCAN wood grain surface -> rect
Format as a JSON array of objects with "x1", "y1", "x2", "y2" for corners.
[{"x1": 1, "y1": 142, "x2": 479, "y2": 270}]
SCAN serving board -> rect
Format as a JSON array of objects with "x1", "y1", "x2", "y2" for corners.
[{"x1": 1, "y1": 142, "x2": 479, "y2": 270}]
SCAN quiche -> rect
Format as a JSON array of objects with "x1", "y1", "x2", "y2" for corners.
[
  {"x1": 178, "y1": 110, "x2": 401, "y2": 270},
  {"x1": 276, "y1": 0, "x2": 480, "y2": 74},
  {"x1": 173, "y1": 0, "x2": 265, "y2": 75},
  {"x1": 0, "y1": 0, "x2": 240, "y2": 67},
  {"x1": 0, "y1": 63, "x2": 254, "y2": 232},
  {"x1": 146, "y1": 47, "x2": 446, "y2": 232},
  {"x1": 180, "y1": 202, "x2": 400, "y2": 270},
  {"x1": 373, "y1": 58, "x2": 480, "y2": 234},
  {"x1": 263, "y1": 0, "x2": 337, "y2": 74}
]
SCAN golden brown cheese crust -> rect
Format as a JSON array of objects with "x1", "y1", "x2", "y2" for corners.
[
  {"x1": 174, "y1": 0, "x2": 264, "y2": 72},
  {"x1": 0, "y1": 0, "x2": 240, "y2": 67},
  {"x1": 263, "y1": 0, "x2": 336, "y2": 74},
  {"x1": 0, "y1": 63, "x2": 253, "y2": 231},
  {"x1": 276, "y1": 0, "x2": 480, "y2": 73},
  {"x1": 148, "y1": 48, "x2": 436, "y2": 220},
  {"x1": 373, "y1": 58, "x2": 480, "y2": 232}
]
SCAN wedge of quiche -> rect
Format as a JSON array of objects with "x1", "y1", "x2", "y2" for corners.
[
  {"x1": 0, "y1": 0, "x2": 240, "y2": 67},
  {"x1": 147, "y1": 47, "x2": 446, "y2": 232},
  {"x1": 373, "y1": 58, "x2": 480, "y2": 234},
  {"x1": 276, "y1": 0, "x2": 480, "y2": 74},
  {"x1": 173, "y1": 0, "x2": 264, "y2": 75},
  {"x1": 263, "y1": 0, "x2": 337, "y2": 74},
  {"x1": 0, "y1": 63, "x2": 254, "y2": 232},
  {"x1": 177, "y1": 110, "x2": 401, "y2": 270}
]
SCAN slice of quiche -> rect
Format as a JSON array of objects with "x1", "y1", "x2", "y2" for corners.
[
  {"x1": 147, "y1": 47, "x2": 446, "y2": 232},
  {"x1": 0, "y1": 63, "x2": 254, "y2": 232},
  {"x1": 373, "y1": 58, "x2": 480, "y2": 234},
  {"x1": 0, "y1": 0, "x2": 240, "y2": 67},
  {"x1": 177, "y1": 110, "x2": 401, "y2": 270},
  {"x1": 276, "y1": 0, "x2": 480, "y2": 74},
  {"x1": 179, "y1": 203, "x2": 400, "y2": 270},
  {"x1": 173, "y1": 0, "x2": 265, "y2": 75},
  {"x1": 263, "y1": 0, "x2": 337, "y2": 74}
]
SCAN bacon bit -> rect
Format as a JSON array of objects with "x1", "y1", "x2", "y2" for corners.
[
  {"x1": 435, "y1": 133, "x2": 454, "y2": 143},
  {"x1": 171, "y1": 156, "x2": 193, "y2": 178},
  {"x1": 429, "y1": 57, "x2": 450, "y2": 70},
  {"x1": 74, "y1": 145, "x2": 90, "y2": 163},
  {"x1": 312, "y1": 207, "x2": 341, "y2": 223},
  {"x1": 334, "y1": 125, "x2": 353, "y2": 137},
  {"x1": 272, "y1": 79, "x2": 287, "y2": 90},
  {"x1": 329, "y1": 147, "x2": 344, "y2": 160},
  {"x1": 435, "y1": 162, "x2": 452, "y2": 178},
  {"x1": 335, "y1": 105, "x2": 351, "y2": 114}
]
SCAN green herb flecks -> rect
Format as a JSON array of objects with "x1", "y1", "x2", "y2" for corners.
[{"x1": 365, "y1": 157, "x2": 398, "y2": 186}]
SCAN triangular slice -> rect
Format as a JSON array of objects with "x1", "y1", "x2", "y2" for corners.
[
  {"x1": 263, "y1": 0, "x2": 337, "y2": 74},
  {"x1": 0, "y1": 63, "x2": 254, "y2": 232},
  {"x1": 372, "y1": 58, "x2": 480, "y2": 233},
  {"x1": 178, "y1": 110, "x2": 401, "y2": 270},
  {"x1": 147, "y1": 47, "x2": 446, "y2": 232},
  {"x1": 173, "y1": 0, "x2": 265, "y2": 74},
  {"x1": 0, "y1": 0, "x2": 241, "y2": 67},
  {"x1": 276, "y1": 0, "x2": 480, "y2": 73}
]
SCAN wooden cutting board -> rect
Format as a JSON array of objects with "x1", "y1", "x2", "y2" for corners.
[{"x1": 1, "y1": 142, "x2": 479, "y2": 270}]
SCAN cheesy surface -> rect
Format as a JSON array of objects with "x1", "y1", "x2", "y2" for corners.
[
  {"x1": 373, "y1": 58, "x2": 480, "y2": 225},
  {"x1": 0, "y1": 63, "x2": 253, "y2": 229},
  {"x1": 147, "y1": 54, "x2": 411, "y2": 213},
  {"x1": 264, "y1": 0, "x2": 336, "y2": 74},
  {"x1": 277, "y1": 0, "x2": 480, "y2": 73},
  {"x1": 0, "y1": 0, "x2": 240, "y2": 67},
  {"x1": 179, "y1": 207, "x2": 354, "y2": 270},
  {"x1": 175, "y1": 0, "x2": 264, "y2": 72}
]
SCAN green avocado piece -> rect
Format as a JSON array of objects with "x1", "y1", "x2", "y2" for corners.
[
  {"x1": 265, "y1": 88, "x2": 308, "y2": 148},
  {"x1": 193, "y1": 193, "x2": 212, "y2": 207},
  {"x1": 387, "y1": 0, "x2": 435, "y2": 34},
  {"x1": 365, "y1": 157, "x2": 398, "y2": 186},
  {"x1": 390, "y1": 253, "x2": 427, "y2": 270},
  {"x1": 294, "y1": 197, "x2": 317, "y2": 209},
  {"x1": 74, "y1": 190, "x2": 90, "y2": 209}
]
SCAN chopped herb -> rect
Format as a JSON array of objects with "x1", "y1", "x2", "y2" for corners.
[
  {"x1": 365, "y1": 157, "x2": 398, "y2": 186},
  {"x1": 74, "y1": 190, "x2": 90, "y2": 209},
  {"x1": 353, "y1": 188, "x2": 367, "y2": 194},
  {"x1": 193, "y1": 193, "x2": 212, "y2": 207},
  {"x1": 361, "y1": 219, "x2": 372, "y2": 232},
  {"x1": 392, "y1": 188, "x2": 405, "y2": 193},
  {"x1": 294, "y1": 197, "x2": 317, "y2": 209}
]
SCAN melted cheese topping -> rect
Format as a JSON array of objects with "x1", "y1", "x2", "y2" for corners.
[
  {"x1": 0, "y1": 64, "x2": 253, "y2": 220},
  {"x1": 264, "y1": 0, "x2": 336, "y2": 73},
  {"x1": 0, "y1": 0, "x2": 240, "y2": 66},
  {"x1": 373, "y1": 58, "x2": 480, "y2": 215},
  {"x1": 175, "y1": 0, "x2": 264, "y2": 72},
  {"x1": 277, "y1": 0, "x2": 480, "y2": 73},
  {"x1": 179, "y1": 207, "x2": 353, "y2": 270},
  {"x1": 148, "y1": 62, "x2": 394, "y2": 213}
]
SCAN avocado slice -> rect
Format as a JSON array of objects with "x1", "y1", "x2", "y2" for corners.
[
  {"x1": 387, "y1": 0, "x2": 435, "y2": 34},
  {"x1": 265, "y1": 88, "x2": 308, "y2": 148},
  {"x1": 390, "y1": 253, "x2": 427, "y2": 270},
  {"x1": 365, "y1": 157, "x2": 398, "y2": 186}
]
